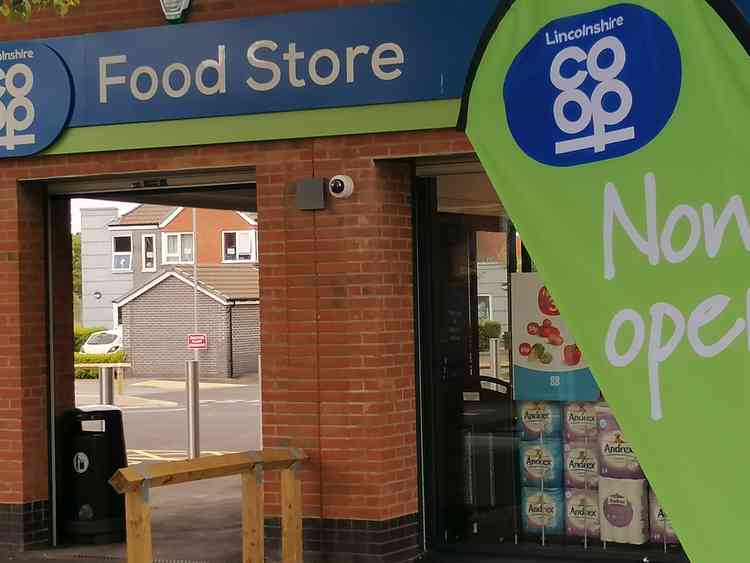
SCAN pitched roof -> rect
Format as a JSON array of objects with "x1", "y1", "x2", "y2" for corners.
[
  {"x1": 110, "y1": 204, "x2": 177, "y2": 227},
  {"x1": 114, "y1": 264, "x2": 259, "y2": 310},
  {"x1": 175, "y1": 265, "x2": 259, "y2": 302}
]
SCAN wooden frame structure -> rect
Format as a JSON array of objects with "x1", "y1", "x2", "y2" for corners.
[{"x1": 110, "y1": 449, "x2": 308, "y2": 563}]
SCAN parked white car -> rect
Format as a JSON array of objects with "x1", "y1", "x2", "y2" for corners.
[{"x1": 81, "y1": 329, "x2": 123, "y2": 355}]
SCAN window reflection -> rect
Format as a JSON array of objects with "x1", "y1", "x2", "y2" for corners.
[{"x1": 426, "y1": 172, "x2": 685, "y2": 561}]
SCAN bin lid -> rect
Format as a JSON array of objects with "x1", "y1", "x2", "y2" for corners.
[{"x1": 77, "y1": 404, "x2": 122, "y2": 412}]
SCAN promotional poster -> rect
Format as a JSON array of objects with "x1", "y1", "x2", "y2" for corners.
[
  {"x1": 462, "y1": 1, "x2": 750, "y2": 561},
  {"x1": 511, "y1": 272, "x2": 599, "y2": 401}
]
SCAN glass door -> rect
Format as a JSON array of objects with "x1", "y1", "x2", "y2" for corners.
[
  {"x1": 417, "y1": 174, "x2": 517, "y2": 547},
  {"x1": 416, "y1": 172, "x2": 688, "y2": 562}
]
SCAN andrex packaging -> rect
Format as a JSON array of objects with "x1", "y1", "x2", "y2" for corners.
[
  {"x1": 565, "y1": 488, "x2": 600, "y2": 539},
  {"x1": 599, "y1": 478, "x2": 649, "y2": 545},
  {"x1": 522, "y1": 487, "x2": 564, "y2": 536},
  {"x1": 518, "y1": 401, "x2": 561, "y2": 440},
  {"x1": 563, "y1": 402, "x2": 598, "y2": 443},
  {"x1": 519, "y1": 440, "x2": 563, "y2": 488},
  {"x1": 564, "y1": 443, "x2": 599, "y2": 489},
  {"x1": 597, "y1": 406, "x2": 645, "y2": 479},
  {"x1": 649, "y1": 488, "x2": 679, "y2": 544}
]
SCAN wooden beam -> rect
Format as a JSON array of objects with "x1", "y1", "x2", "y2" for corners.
[
  {"x1": 125, "y1": 489, "x2": 153, "y2": 563},
  {"x1": 110, "y1": 449, "x2": 307, "y2": 494},
  {"x1": 281, "y1": 464, "x2": 303, "y2": 563},
  {"x1": 242, "y1": 466, "x2": 264, "y2": 563}
]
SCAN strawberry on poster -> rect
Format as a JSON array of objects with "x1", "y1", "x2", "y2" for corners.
[{"x1": 512, "y1": 272, "x2": 599, "y2": 401}]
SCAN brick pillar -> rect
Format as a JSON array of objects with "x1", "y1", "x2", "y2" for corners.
[
  {"x1": 258, "y1": 138, "x2": 419, "y2": 563},
  {"x1": 0, "y1": 181, "x2": 52, "y2": 550}
]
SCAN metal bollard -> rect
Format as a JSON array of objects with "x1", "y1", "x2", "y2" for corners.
[
  {"x1": 99, "y1": 366, "x2": 114, "y2": 405},
  {"x1": 186, "y1": 360, "x2": 200, "y2": 459}
]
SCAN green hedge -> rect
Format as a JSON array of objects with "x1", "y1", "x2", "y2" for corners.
[
  {"x1": 478, "y1": 320, "x2": 504, "y2": 352},
  {"x1": 74, "y1": 325, "x2": 106, "y2": 352},
  {"x1": 74, "y1": 351, "x2": 127, "y2": 379}
]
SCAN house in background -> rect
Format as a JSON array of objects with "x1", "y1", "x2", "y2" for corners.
[
  {"x1": 80, "y1": 207, "x2": 130, "y2": 329},
  {"x1": 81, "y1": 204, "x2": 258, "y2": 328},
  {"x1": 80, "y1": 204, "x2": 260, "y2": 377},
  {"x1": 114, "y1": 265, "x2": 260, "y2": 378}
]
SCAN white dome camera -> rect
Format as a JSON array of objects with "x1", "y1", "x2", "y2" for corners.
[{"x1": 328, "y1": 175, "x2": 354, "y2": 199}]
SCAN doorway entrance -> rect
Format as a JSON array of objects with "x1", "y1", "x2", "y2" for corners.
[{"x1": 46, "y1": 168, "x2": 262, "y2": 547}]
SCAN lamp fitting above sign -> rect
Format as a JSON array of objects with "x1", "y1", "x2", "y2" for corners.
[{"x1": 160, "y1": 0, "x2": 191, "y2": 23}]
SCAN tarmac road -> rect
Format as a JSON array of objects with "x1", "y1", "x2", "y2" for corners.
[{"x1": 75, "y1": 374, "x2": 262, "y2": 460}]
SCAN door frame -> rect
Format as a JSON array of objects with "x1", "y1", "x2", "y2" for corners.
[
  {"x1": 413, "y1": 177, "x2": 509, "y2": 551},
  {"x1": 412, "y1": 177, "x2": 690, "y2": 562}
]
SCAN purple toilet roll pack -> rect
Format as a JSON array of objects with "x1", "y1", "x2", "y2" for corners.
[
  {"x1": 565, "y1": 488, "x2": 600, "y2": 539},
  {"x1": 563, "y1": 402, "x2": 597, "y2": 443},
  {"x1": 649, "y1": 488, "x2": 679, "y2": 544},
  {"x1": 596, "y1": 406, "x2": 645, "y2": 479},
  {"x1": 564, "y1": 442, "x2": 599, "y2": 489}
]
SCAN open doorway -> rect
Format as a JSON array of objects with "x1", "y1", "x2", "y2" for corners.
[{"x1": 49, "y1": 169, "x2": 263, "y2": 552}]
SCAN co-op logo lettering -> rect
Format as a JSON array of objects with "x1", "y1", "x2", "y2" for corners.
[
  {"x1": 551, "y1": 35, "x2": 633, "y2": 156},
  {"x1": 0, "y1": 60, "x2": 36, "y2": 150},
  {"x1": 504, "y1": 4, "x2": 682, "y2": 167},
  {"x1": 0, "y1": 42, "x2": 71, "y2": 158}
]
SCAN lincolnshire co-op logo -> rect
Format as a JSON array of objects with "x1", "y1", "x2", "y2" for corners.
[
  {"x1": 504, "y1": 4, "x2": 682, "y2": 167},
  {"x1": 0, "y1": 42, "x2": 72, "y2": 158}
]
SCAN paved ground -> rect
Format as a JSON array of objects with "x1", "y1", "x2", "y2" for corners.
[
  {"x1": 9, "y1": 478, "x2": 248, "y2": 562},
  {"x1": 6, "y1": 374, "x2": 263, "y2": 562}
]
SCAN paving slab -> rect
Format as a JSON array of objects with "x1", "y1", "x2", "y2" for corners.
[{"x1": 5, "y1": 479, "x2": 246, "y2": 563}]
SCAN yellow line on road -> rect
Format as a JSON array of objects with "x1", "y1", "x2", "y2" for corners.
[{"x1": 127, "y1": 449, "x2": 237, "y2": 464}]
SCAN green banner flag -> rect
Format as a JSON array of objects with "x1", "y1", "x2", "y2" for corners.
[{"x1": 460, "y1": 1, "x2": 749, "y2": 561}]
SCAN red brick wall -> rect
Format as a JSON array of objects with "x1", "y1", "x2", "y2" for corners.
[
  {"x1": 162, "y1": 208, "x2": 257, "y2": 265},
  {"x1": 0, "y1": 0, "x2": 397, "y2": 39},
  {"x1": 258, "y1": 134, "x2": 472, "y2": 521},
  {"x1": 0, "y1": 2, "x2": 484, "y2": 551},
  {"x1": 0, "y1": 129, "x2": 472, "y2": 518}
]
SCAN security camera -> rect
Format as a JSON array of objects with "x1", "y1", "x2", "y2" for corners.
[{"x1": 328, "y1": 175, "x2": 354, "y2": 199}]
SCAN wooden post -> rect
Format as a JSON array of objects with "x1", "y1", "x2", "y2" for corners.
[
  {"x1": 281, "y1": 463, "x2": 303, "y2": 563},
  {"x1": 242, "y1": 466, "x2": 264, "y2": 563},
  {"x1": 125, "y1": 487, "x2": 153, "y2": 563},
  {"x1": 110, "y1": 449, "x2": 307, "y2": 563}
]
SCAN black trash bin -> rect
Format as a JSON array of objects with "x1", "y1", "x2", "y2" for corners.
[{"x1": 62, "y1": 405, "x2": 127, "y2": 544}]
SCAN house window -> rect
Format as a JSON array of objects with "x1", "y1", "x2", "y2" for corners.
[
  {"x1": 162, "y1": 232, "x2": 194, "y2": 264},
  {"x1": 112, "y1": 235, "x2": 132, "y2": 272},
  {"x1": 142, "y1": 234, "x2": 156, "y2": 272},
  {"x1": 478, "y1": 294, "x2": 492, "y2": 321},
  {"x1": 223, "y1": 230, "x2": 257, "y2": 262}
]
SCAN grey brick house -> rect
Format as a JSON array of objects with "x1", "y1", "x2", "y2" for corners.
[
  {"x1": 114, "y1": 264, "x2": 260, "y2": 378},
  {"x1": 80, "y1": 204, "x2": 258, "y2": 328}
]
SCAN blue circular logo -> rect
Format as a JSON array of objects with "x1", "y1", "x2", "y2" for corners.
[
  {"x1": 504, "y1": 4, "x2": 681, "y2": 167},
  {"x1": 0, "y1": 42, "x2": 72, "y2": 158}
]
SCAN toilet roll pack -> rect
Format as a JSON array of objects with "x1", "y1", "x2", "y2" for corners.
[
  {"x1": 565, "y1": 489, "x2": 600, "y2": 539},
  {"x1": 518, "y1": 401, "x2": 561, "y2": 440},
  {"x1": 522, "y1": 487, "x2": 564, "y2": 536},
  {"x1": 599, "y1": 478, "x2": 649, "y2": 545},
  {"x1": 563, "y1": 402, "x2": 597, "y2": 443},
  {"x1": 520, "y1": 440, "x2": 563, "y2": 488}
]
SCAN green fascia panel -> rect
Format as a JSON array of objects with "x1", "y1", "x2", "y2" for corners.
[{"x1": 44, "y1": 99, "x2": 461, "y2": 156}]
